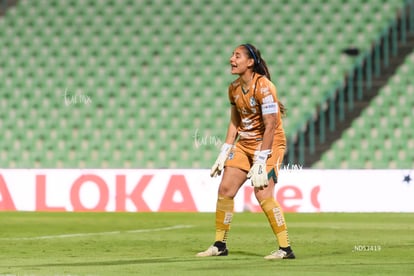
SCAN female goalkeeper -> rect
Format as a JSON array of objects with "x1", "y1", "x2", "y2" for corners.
[{"x1": 196, "y1": 43, "x2": 295, "y2": 260}]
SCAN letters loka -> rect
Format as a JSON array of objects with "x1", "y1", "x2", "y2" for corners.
[{"x1": 0, "y1": 174, "x2": 197, "y2": 212}]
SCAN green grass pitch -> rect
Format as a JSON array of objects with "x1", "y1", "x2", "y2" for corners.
[{"x1": 0, "y1": 212, "x2": 413, "y2": 275}]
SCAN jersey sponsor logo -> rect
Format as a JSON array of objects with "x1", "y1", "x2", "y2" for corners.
[
  {"x1": 262, "y1": 95, "x2": 274, "y2": 104},
  {"x1": 238, "y1": 131, "x2": 256, "y2": 139},
  {"x1": 262, "y1": 102, "x2": 278, "y2": 114},
  {"x1": 241, "y1": 118, "x2": 254, "y2": 130}
]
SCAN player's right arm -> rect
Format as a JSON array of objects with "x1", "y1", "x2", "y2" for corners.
[
  {"x1": 224, "y1": 105, "x2": 240, "y2": 144},
  {"x1": 210, "y1": 105, "x2": 240, "y2": 177}
]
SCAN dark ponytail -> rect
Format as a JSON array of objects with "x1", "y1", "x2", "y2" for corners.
[{"x1": 242, "y1": 43, "x2": 287, "y2": 116}]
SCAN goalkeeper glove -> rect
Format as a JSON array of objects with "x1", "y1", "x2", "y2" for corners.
[
  {"x1": 210, "y1": 143, "x2": 232, "y2": 177},
  {"x1": 247, "y1": 150, "x2": 270, "y2": 188}
]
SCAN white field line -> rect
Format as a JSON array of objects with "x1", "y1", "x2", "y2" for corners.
[{"x1": 0, "y1": 224, "x2": 193, "y2": 241}]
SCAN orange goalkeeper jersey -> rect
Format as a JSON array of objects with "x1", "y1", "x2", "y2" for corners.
[{"x1": 228, "y1": 73, "x2": 286, "y2": 147}]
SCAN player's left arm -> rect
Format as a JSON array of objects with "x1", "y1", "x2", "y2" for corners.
[
  {"x1": 247, "y1": 81, "x2": 279, "y2": 188},
  {"x1": 260, "y1": 112, "x2": 276, "y2": 151},
  {"x1": 258, "y1": 80, "x2": 278, "y2": 151}
]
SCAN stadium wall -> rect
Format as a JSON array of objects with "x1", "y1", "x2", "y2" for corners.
[{"x1": 0, "y1": 169, "x2": 413, "y2": 212}]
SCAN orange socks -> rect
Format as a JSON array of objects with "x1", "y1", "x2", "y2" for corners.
[
  {"x1": 214, "y1": 195, "x2": 290, "y2": 248},
  {"x1": 215, "y1": 195, "x2": 234, "y2": 243},
  {"x1": 260, "y1": 197, "x2": 290, "y2": 248}
]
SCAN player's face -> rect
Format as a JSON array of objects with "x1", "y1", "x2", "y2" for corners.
[{"x1": 229, "y1": 46, "x2": 254, "y2": 75}]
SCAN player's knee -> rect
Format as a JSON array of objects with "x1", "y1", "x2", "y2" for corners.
[
  {"x1": 254, "y1": 185, "x2": 274, "y2": 202},
  {"x1": 218, "y1": 185, "x2": 236, "y2": 199}
]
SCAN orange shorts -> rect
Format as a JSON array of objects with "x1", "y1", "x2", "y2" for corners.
[{"x1": 224, "y1": 140, "x2": 285, "y2": 183}]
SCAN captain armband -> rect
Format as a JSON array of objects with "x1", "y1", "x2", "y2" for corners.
[{"x1": 261, "y1": 102, "x2": 279, "y2": 115}]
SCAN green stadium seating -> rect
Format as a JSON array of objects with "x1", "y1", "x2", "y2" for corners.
[
  {"x1": 0, "y1": 0, "x2": 409, "y2": 168},
  {"x1": 314, "y1": 52, "x2": 414, "y2": 169}
]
